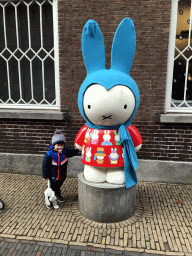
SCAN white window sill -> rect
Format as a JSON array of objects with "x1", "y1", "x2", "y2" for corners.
[
  {"x1": 0, "y1": 110, "x2": 65, "y2": 120},
  {"x1": 160, "y1": 114, "x2": 192, "y2": 123}
]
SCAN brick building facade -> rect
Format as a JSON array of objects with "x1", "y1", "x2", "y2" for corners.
[{"x1": 0, "y1": 0, "x2": 191, "y2": 182}]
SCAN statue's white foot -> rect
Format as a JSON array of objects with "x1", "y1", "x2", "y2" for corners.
[
  {"x1": 84, "y1": 165, "x2": 106, "y2": 182},
  {"x1": 106, "y1": 168, "x2": 125, "y2": 184}
]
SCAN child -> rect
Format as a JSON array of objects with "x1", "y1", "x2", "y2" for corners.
[{"x1": 42, "y1": 130, "x2": 79, "y2": 208}]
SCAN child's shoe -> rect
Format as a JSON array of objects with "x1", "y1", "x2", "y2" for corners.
[
  {"x1": 46, "y1": 203, "x2": 53, "y2": 209},
  {"x1": 57, "y1": 195, "x2": 66, "y2": 202}
]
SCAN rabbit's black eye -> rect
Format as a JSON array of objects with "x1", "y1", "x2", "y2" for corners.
[
  {"x1": 124, "y1": 104, "x2": 127, "y2": 109},
  {"x1": 88, "y1": 105, "x2": 91, "y2": 109}
]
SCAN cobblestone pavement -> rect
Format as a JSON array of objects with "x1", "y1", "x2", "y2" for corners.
[
  {"x1": 0, "y1": 173, "x2": 192, "y2": 256},
  {"x1": 0, "y1": 237, "x2": 155, "y2": 256}
]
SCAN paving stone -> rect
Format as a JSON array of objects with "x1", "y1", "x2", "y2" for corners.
[
  {"x1": 15, "y1": 244, "x2": 26, "y2": 256},
  {"x1": 23, "y1": 244, "x2": 31, "y2": 252},
  {"x1": 85, "y1": 251, "x2": 92, "y2": 256},
  {"x1": 45, "y1": 247, "x2": 53, "y2": 256},
  {"x1": 70, "y1": 249, "x2": 77, "y2": 256},
  {"x1": 52, "y1": 245, "x2": 58, "y2": 253},
  {"x1": 69, "y1": 245, "x2": 87, "y2": 250},
  {"x1": 19, "y1": 238, "x2": 34, "y2": 243},
  {"x1": 75, "y1": 249, "x2": 82, "y2": 256},
  {"x1": 165, "y1": 252, "x2": 185, "y2": 256},
  {"x1": 37, "y1": 241, "x2": 53, "y2": 247},
  {"x1": 87, "y1": 246, "x2": 105, "y2": 253},
  {"x1": 6, "y1": 247, "x2": 17, "y2": 256},
  {"x1": 33, "y1": 245, "x2": 39, "y2": 251},
  {"x1": 142, "y1": 253, "x2": 162, "y2": 256},
  {"x1": 26, "y1": 244, "x2": 36, "y2": 256},
  {"x1": 16, "y1": 243, "x2": 22, "y2": 250},
  {"x1": 123, "y1": 252, "x2": 142, "y2": 256},
  {"x1": 105, "y1": 249, "x2": 123, "y2": 255},
  {"x1": 0, "y1": 241, "x2": 5, "y2": 248},
  {"x1": 56, "y1": 247, "x2": 63, "y2": 256},
  {"x1": 0, "y1": 242, "x2": 8, "y2": 255},
  {"x1": 144, "y1": 249, "x2": 166, "y2": 255},
  {"x1": 2, "y1": 249, "x2": 9, "y2": 256}
]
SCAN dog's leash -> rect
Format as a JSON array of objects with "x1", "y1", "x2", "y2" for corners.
[{"x1": 47, "y1": 179, "x2": 51, "y2": 188}]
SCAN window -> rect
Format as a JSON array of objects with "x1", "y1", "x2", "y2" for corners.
[
  {"x1": 165, "y1": 0, "x2": 192, "y2": 113},
  {"x1": 0, "y1": 0, "x2": 60, "y2": 110}
]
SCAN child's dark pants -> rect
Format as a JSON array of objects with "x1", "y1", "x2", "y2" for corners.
[{"x1": 50, "y1": 179, "x2": 63, "y2": 196}]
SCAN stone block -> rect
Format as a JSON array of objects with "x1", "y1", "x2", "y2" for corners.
[{"x1": 78, "y1": 172, "x2": 136, "y2": 223}]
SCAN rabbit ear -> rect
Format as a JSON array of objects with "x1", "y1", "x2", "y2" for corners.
[
  {"x1": 82, "y1": 20, "x2": 106, "y2": 74},
  {"x1": 111, "y1": 18, "x2": 136, "y2": 74}
]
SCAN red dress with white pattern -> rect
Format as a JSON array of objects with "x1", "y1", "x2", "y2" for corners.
[{"x1": 75, "y1": 124, "x2": 142, "y2": 168}]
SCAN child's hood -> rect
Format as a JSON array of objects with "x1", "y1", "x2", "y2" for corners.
[
  {"x1": 47, "y1": 144, "x2": 66, "y2": 153},
  {"x1": 78, "y1": 18, "x2": 140, "y2": 129},
  {"x1": 47, "y1": 144, "x2": 55, "y2": 152}
]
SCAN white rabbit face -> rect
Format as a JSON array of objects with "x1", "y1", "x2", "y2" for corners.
[
  {"x1": 91, "y1": 130, "x2": 99, "y2": 140},
  {"x1": 83, "y1": 84, "x2": 135, "y2": 126},
  {"x1": 86, "y1": 148, "x2": 92, "y2": 157}
]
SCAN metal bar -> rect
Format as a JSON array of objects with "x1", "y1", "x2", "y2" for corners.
[
  {"x1": 188, "y1": 1, "x2": 192, "y2": 47},
  {"x1": 52, "y1": 0, "x2": 60, "y2": 109},
  {"x1": 6, "y1": 60, "x2": 11, "y2": 100},
  {"x1": 3, "y1": 4, "x2": 12, "y2": 100},
  {"x1": 18, "y1": 59, "x2": 23, "y2": 101},
  {"x1": 39, "y1": 3, "x2": 43, "y2": 48},
  {"x1": 0, "y1": 104, "x2": 59, "y2": 109},
  {"x1": 183, "y1": 59, "x2": 189, "y2": 102},
  {"x1": 26, "y1": 3, "x2": 31, "y2": 49},
  {"x1": 2, "y1": 4, "x2": 7, "y2": 48},
  {"x1": 29, "y1": 60, "x2": 34, "y2": 100},
  {"x1": 42, "y1": 61, "x2": 45, "y2": 101},
  {"x1": 14, "y1": 3, "x2": 23, "y2": 101},
  {"x1": 164, "y1": 0, "x2": 178, "y2": 112},
  {"x1": 27, "y1": 2, "x2": 34, "y2": 102},
  {"x1": 14, "y1": 3, "x2": 19, "y2": 48},
  {"x1": 170, "y1": 101, "x2": 176, "y2": 108},
  {"x1": 39, "y1": 2, "x2": 45, "y2": 101},
  {"x1": 166, "y1": 107, "x2": 192, "y2": 113}
]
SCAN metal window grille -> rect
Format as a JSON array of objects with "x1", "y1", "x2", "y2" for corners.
[
  {"x1": 0, "y1": 0, "x2": 60, "y2": 109},
  {"x1": 165, "y1": 0, "x2": 192, "y2": 113}
]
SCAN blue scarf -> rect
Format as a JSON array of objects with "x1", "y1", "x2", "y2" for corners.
[
  {"x1": 119, "y1": 125, "x2": 138, "y2": 188},
  {"x1": 86, "y1": 122, "x2": 138, "y2": 188}
]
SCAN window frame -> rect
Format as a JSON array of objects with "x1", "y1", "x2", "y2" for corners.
[
  {"x1": 0, "y1": 0, "x2": 60, "y2": 111},
  {"x1": 165, "y1": 0, "x2": 192, "y2": 114}
]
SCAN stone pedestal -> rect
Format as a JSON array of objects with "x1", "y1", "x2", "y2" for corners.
[{"x1": 78, "y1": 172, "x2": 136, "y2": 223}]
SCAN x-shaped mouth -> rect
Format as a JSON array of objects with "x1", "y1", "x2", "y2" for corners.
[{"x1": 102, "y1": 115, "x2": 112, "y2": 120}]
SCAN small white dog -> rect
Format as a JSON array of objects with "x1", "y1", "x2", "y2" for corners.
[{"x1": 44, "y1": 180, "x2": 59, "y2": 209}]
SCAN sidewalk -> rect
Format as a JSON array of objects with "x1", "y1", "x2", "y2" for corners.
[{"x1": 0, "y1": 173, "x2": 192, "y2": 256}]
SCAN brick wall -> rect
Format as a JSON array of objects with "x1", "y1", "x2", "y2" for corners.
[
  {"x1": 2, "y1": 0, "x2": 192, "y2": 163},
  {"x1": 0, "y1": 120, "x2": 81, "y2": 154}
]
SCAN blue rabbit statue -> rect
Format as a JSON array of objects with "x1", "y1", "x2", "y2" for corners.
[{"x1": 75, "y1": 18, "x2": 142, "y2": 188}]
